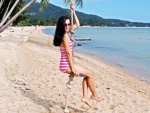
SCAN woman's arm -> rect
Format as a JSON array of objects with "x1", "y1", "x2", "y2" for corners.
[{"x1": 70, "y1": 4, "x2": 80, "y2": 30}]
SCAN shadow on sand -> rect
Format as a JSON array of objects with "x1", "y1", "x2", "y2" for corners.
[{"x1": 20, "y1": 88, "x2": 85, "y2": 113}]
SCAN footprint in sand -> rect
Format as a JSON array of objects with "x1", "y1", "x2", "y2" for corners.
[
  {"x1": 80, "y1": 105, "x2": 89, "y2": 110},
  {"x1": 109, "y1": 104, "x2": 115, "y2": 109},
  {"x1": 0, "y1": 107, "x2": 7, "y2": 113},
  {"x1": 18, "y1": 105, "x2": 28, "y2": 113},
  {"x1": 93, "y1": 106, "x2": 98, "y2": 110},
  {"x1": 71, "y1": 102, "x2": 76, "y2": 105}
]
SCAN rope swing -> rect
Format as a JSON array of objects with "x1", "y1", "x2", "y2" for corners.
[
  {"x1": 63, "y1": 1, "x2": 75, "y2": 112},
  {"x1": 63, "y1": 0, "x2": 77, "y2": 112},
  {"x1": 64, "y1": 1, "x2": 86, "y2": 112}
]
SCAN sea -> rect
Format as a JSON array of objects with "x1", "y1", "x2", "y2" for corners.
[{"x1": 43, "y1": 27, "x2": 150, "y2": 83}]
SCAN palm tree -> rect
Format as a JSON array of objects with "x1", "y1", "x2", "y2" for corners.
[
  {"x1": 0, "y1": 0, "x2": 83, "y2": 33},
  {"x1": 0, "y1": 0, "x2": 4, "y2": 10},
  {"x1": 0, "y1": 0, "x2": 25, "y2": 26},
  {"x1": 2, "y1": 0, "x2": 12, "y2": 20},
  {"x1": 0, "y1": 0, "x2": 20, "y2": 28},
  {"x1": 0, "y1": 0, "x2": 36, "y2": 32}
]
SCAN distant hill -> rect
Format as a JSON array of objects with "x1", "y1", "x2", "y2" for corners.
[{"x1": 25, "y1": 0, "x2": 150, "y2": 27}]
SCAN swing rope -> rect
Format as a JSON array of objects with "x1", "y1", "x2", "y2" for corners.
[
  {"x1": 64, "y1": 0, "x2": 75, "y2": 113},
  {"x1": 63, "y1": 1, "x2": 86, "y2": 112}
]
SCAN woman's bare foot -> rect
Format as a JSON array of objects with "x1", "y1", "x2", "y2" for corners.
[
  {"x1": 81, "y1": 97, "x2": 92, "y2": 107},
  {"x1": 91, "y1": 95, "x2": 101, "y2": 102}
]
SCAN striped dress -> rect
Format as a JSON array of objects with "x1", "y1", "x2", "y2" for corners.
[{"x1": 59, "y1": 39, "x2": 73, "y2": 72}]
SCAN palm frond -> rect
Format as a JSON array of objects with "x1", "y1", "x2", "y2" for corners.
[
  {"x1": 64, "y1": 0, "x2": 70, "y2": 6},
  {"x1": 75, "y1": 0, "x2": 83, "y2": 7},
  {"x1": 64, "y1": 0, "x2": 83, "y2": 8},
  {"x1": 39, "y1": 0, "x2": 49, "y2": 12}
]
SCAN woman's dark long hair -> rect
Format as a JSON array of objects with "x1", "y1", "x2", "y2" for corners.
[{"x1": 53, "y1": 16, "x2": 70, "y2": 46}]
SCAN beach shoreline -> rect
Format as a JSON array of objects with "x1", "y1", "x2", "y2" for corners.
[
  {"x1": 0, "y1": 26, "x2": 150, "y2": 113},
  {"x1": 75, "y1": 49, "x2": 150, "y2": 84},
  {"x1": 75, "y1": 49, "x2": 150, "y2": 83}
]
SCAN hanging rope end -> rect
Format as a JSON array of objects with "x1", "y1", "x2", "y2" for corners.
[
  {"x1": 64, "y1": 108, "x2": 69, "y2": 113},
  {"x1": 66, "y1": 73, "x2": 74, "y2": 88}
]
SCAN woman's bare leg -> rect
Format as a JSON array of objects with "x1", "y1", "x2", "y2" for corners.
[
  {"x1": 73, "y1": 65, "x2": 101, "y2": 102},
  {"x1": 82, "y1": 77, "x2": 88, "y2": 98},
  {"x1": 81, "y1": 77, "x2": 92, "y2": 107},
  {"x1": 65, "y1": 64, "x2": 101, "y2": 106},
  {"x1": 74, "y1": 65, "x2": 101, "y2": 102},
  {"x1": 66, "y1": 67, "x2": 93, "y2": 107}
]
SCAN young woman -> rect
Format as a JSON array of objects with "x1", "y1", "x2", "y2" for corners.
[{"x1": 53, "y1": 4, "x2": 101, "y2": 107}]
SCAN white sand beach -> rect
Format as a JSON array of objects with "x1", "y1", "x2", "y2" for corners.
[{"x1": 0, "y1": 26, "x2": 150, "y2": 113}]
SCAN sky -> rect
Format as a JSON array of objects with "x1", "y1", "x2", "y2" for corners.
[{"x1": 36, "y1": 0, "x2": 150, "y2": 23}]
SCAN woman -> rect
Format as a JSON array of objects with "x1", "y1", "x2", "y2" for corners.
[{"x1": 53, "y1": 3, "x2": 101, "y2": 107}]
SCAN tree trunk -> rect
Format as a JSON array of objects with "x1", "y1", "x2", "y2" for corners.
[
  {"x1": 0, "y1": 0, "x2": 36, "y2": 33},
  {"x1": 0, "y1": 0, "x2": 20, "y2": 28},
  {"x1": 0, "y1": 0, "x2": 4, "y2": 10},
  {"x1": 2, "y1": 0, "x2": 11, "y2": 20}
]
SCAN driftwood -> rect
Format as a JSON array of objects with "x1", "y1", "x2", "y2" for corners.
[{"x1": 74, "y1": 38, "x2": 91, "y2": 41}]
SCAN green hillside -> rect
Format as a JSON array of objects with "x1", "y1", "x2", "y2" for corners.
[{"x1": 25, "y1": 1, "x2": 150, "y2": 27}]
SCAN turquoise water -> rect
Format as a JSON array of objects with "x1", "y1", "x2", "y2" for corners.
[{"x1": 43, "y1": 27, "x2": 150, "y2": 82}]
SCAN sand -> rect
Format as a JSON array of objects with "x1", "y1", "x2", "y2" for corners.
[{"x1": 0, "y1": 26, "x2": 150, "y2": 113}]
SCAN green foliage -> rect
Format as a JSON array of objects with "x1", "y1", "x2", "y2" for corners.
[
  {"x1": 64, "y1": 0, "x2": 83, "y2": 7},
  {"x1": 18, "y1": 20, "x2": 28, "y2": 26},
  {"x1": 30, "y1": 18, "x2": 41, "y2": 25},
  {"x1": 39, "y1": 0, "x2": 49, "y2": 12},
  {"x1": 13, "y1": 13, "x2": 30, "y2": 25},
  {"x1": 26, "y1": 18, "x2": 56, "y2": 26}
]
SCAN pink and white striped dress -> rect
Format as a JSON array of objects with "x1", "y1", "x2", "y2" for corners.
[{"x1": 59, "y1": 39, "x2": 73, "y2": 73}]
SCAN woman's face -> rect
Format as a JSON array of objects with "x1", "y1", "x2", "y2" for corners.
[{"x1": 64, "y1": 19, "x2": 71, "y2": 33}]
